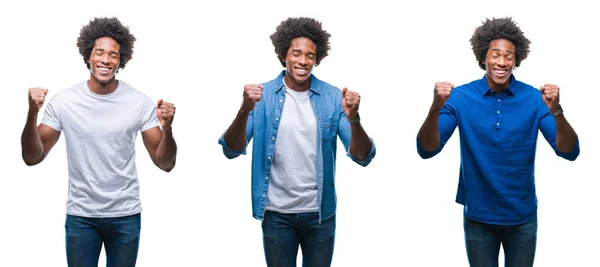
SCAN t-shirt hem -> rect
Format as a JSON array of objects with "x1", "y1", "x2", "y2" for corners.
[{"x1": 66, "y1": 208, "x2": 142, "y2": 218}]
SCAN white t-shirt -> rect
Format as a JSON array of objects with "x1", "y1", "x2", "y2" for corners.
[
  {"x1": 41, "y1": 80, "x2": 159, "y2": 218},
  {"x1": 265, "y1": 84, "x2": 318, "y2": 213}
]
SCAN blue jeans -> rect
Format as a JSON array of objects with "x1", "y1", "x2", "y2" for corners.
[
  {"x1": 262, "y1": 211, "x2": 336, "y2": 267},
  {"x1": 65, "y1": 213, "x2": 141, "y2": 267},
  {"x1": 464, "y1": 213, "x2": 537, "y2": 267}
]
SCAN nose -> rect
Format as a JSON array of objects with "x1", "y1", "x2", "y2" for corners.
[
  {"x1": 298, "y1": 54, "x2": 308, "y2": 65},
  {"x1": 98, "y1": 53, "x2": 110, "y2": 64},
  {"x1": 497, "y1": 56, "x2": 507, "y2": 66}
]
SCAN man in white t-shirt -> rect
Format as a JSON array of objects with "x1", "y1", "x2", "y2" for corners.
[{"x1": 20, "y1": 17, "x2": 177, "y2": 267}]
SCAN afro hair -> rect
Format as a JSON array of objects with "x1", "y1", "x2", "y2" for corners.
[
  {"x1": 470, "y1": 17, "x2": 531, "y2": 70},
  {"x1": 77, "y1": 17, "x2": 136, "y2": 70},
  {"x1": 270, "y1": 17, "x2": 331, "y2": 67}
]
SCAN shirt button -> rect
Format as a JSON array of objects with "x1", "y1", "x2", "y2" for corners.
[
  {"x1": 496, "y1": 123, "x2": 500, "y2": 126},
  {"x1": 271, "y1": 137, "x2": 275, "y2": 140},
  {"x1": 498, "y1": 99, "x2": 501, "y2": 102},
  {"x1": 280, "y1": 100, "x2": 283, "y2": 103},
  {"x1": 268, "y1": 156, "x2": 271, "y2": 160},
  {"x1": 275, "y1": 118, "x2": 279, "y2": 121},
  {"x1": 262, "y1": 194, "x2": 266, "y2": 198},
  {"x1": 265, "y1": 176, "x2": 269, "y2": 180},
  {"x1": 497, "y1": 111, "x2": 500, "y2": 114}
]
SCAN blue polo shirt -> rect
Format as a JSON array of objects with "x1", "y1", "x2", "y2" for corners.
[{"x1": 418, "y1": 75, "x2": 579, "y2": 225}]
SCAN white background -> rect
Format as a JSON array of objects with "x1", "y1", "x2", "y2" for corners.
[{"x1": 1, "y1": 0, "x2": 598, "y2": 266}]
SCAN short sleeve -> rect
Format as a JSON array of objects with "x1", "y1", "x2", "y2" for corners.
[
  {"x1": 140, "y1": 96, "x2": 160, "y2": 132},
  {"x1": 40, "y1": 94, "x2": 63, "y2": 132}
]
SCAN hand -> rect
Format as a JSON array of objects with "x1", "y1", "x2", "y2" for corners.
[
  {"x1": 342, "y1": 87, "x2": 360, "y2": 120},
  {"x1": 540, "y1": 84, "x2": 561, "y2": 112},
  {"x1": 156, "y1": 99, "x2": 176, "y2": 128},
  {"x1": 28, "y1": 87, "x2": 48, "y2": 113},
  {"x1": 241, "y1": 84, "x2": 263, "y2": 112},
  {"x1": 432, "y1": 81, "x2": 453, "y2": 109}
]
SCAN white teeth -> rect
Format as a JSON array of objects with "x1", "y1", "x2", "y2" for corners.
[{"x1": 99, "y1": 67, "x2": 110, "y2": 71}]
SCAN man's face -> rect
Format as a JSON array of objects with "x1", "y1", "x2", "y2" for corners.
[
  {"x1": 283, "y1": 37, "x2": 317, "y2": 90},
  {"x1": 484, "y1": 39, "x2": 516, "y2": 90},
  {"x1": 88, "y1": 37, "x2": 120, "y2": 84}
]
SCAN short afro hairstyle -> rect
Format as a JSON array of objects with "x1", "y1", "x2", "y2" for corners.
[
  {"x1": 270, "y1": 17, "x2": 331, "y2": 67},
  {"x1": 77, "y1": 17, "x2": 136, "y2": 70},
  {"x1": 470, "y1": 17, "x2": 531, "y2": 70}
]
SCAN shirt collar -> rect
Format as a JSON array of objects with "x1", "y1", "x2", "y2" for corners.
[
  {"x1": 479, "y1": 74, "x2": 517, "y2": 96},
  {"x1": 274, "y1": 70, "x2": 321, "y2": 95}
]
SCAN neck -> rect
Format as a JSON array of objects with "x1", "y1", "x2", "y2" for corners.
[
  {"x1": 284, "y1": 74, "x2": 310, "y2": 92},
  {"x1": 88, "y1": 74, "x2": 118, "y2": 95},
  {"x1": 486, "y1": 77, "x2": 510, "y2": 95}
]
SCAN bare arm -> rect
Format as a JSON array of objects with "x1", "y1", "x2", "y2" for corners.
[
  {"x1": 21, "y1": 87, "x2": 61, "y2": 166},
  {"x1": 223, "y1": 109, "x2": 252, "y2": 152},
  {"x1": 553, "y1": 114, "x2": 578, "y2": 152},
  {"x1": 142, "y1": 126, "x2": 177, "y2": 172},
  {"x1": 223, "y1": 84, "x2": 263, "y2": 151},
  {"x1": 417, "y1": 82, "x2": 454, "y2": 151},
  {"x1": 143, "y1": 99, "x2": 178, "y2": 172},
  {"x1": 21, "y1": 115, "x2": 61, "y2": 166},
  {"x1": 540, "y1": 84, "x2": 578, "y2": 153},
  {"x1": 417, "y1": 106, "x2": 442, "y2": 152}
]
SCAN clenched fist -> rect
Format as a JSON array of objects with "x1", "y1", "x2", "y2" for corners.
[
  {"x1": 342, "y1": 87, "x2": 360, "y2": 121},
  {"x1": 540, "y1": 84, "x2": 560, "y2": 112},
  {"x1": 28, "y1": 87, "x2": 48, "y2": 113},
  {"x1": 156, "y1": 99, "x2": 176, "y2": 128},
  {"x1": 432, "y1": 81, "x2": 454, "y2": 109},
  {"x1": 241, "y1": 84, "x2": 263, "y2": 112}
]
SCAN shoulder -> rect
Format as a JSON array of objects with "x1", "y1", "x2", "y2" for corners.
[{"x1": 119, "y1": 81, "x2": 155, "y2": 103}]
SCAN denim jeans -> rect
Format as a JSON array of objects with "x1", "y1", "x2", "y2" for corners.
[
  {"x1": 262, "y1": 210, "x2": 336, "y2": 267},
  {"x1": 464, "y1": 213, "x2": 537, "y2": 267},
  {"x1": 65, "y1": 213, "x2": 141, "y2": 267}
]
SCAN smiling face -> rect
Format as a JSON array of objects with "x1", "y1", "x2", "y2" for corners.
[
  {"x1": 88, "y1": 37, "x2": 120, "y2": 84},
  {"x1": 283, "y1": 37, "x2": 316, "y2": 92},
  {"x1": 484, "y1": 39, "x2": 516, "y2": 92}
]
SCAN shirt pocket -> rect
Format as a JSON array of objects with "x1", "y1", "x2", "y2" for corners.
[{"x1": 319, "y1": 118, "x2": 337, "y2": 141}]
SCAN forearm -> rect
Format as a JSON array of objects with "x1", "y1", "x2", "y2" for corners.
[
  {"x1": 223, "y1": 109, "x2": 250, "y2": 151},
  {"x1": 156, "y1": 126, "x2": 177, "y2": 172},
  {"x1": 417, "y1": 106, "x2": 441, "y2": 151},
  {"x1": 21, "y1": 112, "x2": 43, "y2": 165},
  {"x1": 554, "y1": 114, "x2": 578, "y2": 152},
  {"x1": 349, "y1": 122, "x2": 372, "y2": 160}
]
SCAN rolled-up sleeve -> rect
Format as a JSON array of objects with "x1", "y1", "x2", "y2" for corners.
[
  {"x1": 539, "y1": 111, "x2": 580, "y2": 161},
  {"x1": 417, "y1": 101, "x2": 458, "y2": 159},
  {"x1": 218, "y1": 110, "x2": 254, "y2": 159}
]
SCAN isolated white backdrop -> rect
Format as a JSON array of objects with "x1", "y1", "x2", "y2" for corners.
[{"x1": 1, "y1": 0, "x2": 598, "y2": 266}]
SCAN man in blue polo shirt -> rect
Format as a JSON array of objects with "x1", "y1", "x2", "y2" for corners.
[
  {"x1": 416, "y1": 17, "x2": 580, "y2": 267},
  {"x1": 219, "y1": 17, "x2": 376, "y2": 267}
]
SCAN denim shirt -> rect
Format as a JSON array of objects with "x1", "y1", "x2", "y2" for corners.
[
  {"x1": 219, "y1": 71, "x2": 376, "y2": 221},
  {"x1": 417, "y1": 75, "x2": 580, "y2": 225}
]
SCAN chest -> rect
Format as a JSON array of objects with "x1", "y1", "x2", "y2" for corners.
[{"x1": 60, "y1": 97, "x2": 142, "y2": 141}]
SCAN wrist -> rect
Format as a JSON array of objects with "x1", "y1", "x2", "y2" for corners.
[
  {"x1": 349, "y1": 112, "x2": 360, "y2": 124},
  {"x1": 551, "y1": 104, "x2": 563, "y2": 116}
]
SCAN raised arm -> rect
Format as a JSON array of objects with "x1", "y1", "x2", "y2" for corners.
[
  {"x1": 417, "y1": 81, "x2": 458, "y2": 158},
  {"x1": 142, "y1": 99, "x2": 177, "y2": 172},
  {"x1": 340, "y1": 87, "x2": 373, "y2": 162},
  {"x1": 539, "y1": 84, "x2": 579, "y2": 160},
  {"x1": 21, "y1": 87, "x2": 61, "y2": 166},
  {"x1": 219, "y1": 84, "x2": 262, "y2": 158}
]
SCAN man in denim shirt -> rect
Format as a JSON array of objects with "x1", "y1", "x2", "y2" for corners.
[
  {"x1": 416, "y1": 17, "x2": 580, "y2": 267},
  {"x1": 219, "y1": 17, "x2": 376, "y2": 267}
]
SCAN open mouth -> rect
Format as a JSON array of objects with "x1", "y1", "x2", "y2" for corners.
[
  {"x1": 97, "y1": 66, "x2": 112, "y2": 75},
  {"x1": 294, "y1": 66, "x2": 308, "y2": 76},
  {"x1": 493, "y1": 69, "x2": 508, "y2": 77}
]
